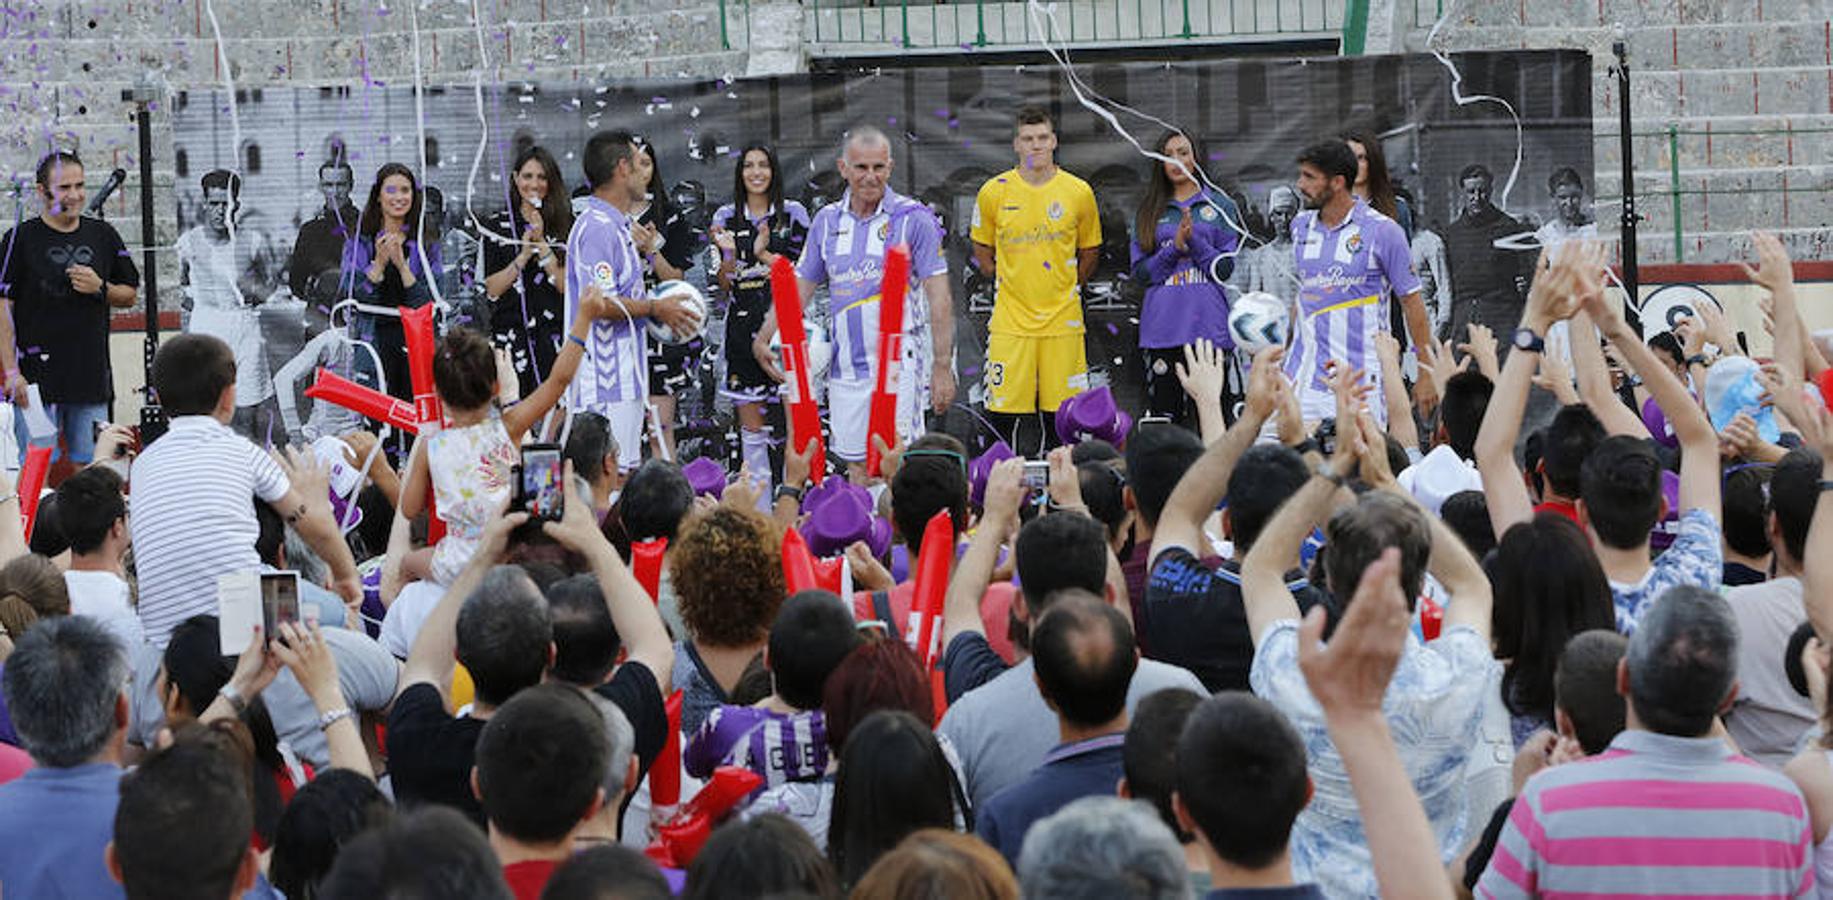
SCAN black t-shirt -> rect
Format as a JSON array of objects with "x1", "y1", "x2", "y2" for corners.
[
  {"x1": 942, "y1": 632, "x2": 1012, "y2": 704},
  {"x1": 0, "y1": 217, "x2": 140, "y2": 403},
  {"x1": 1140, "y1": 547, "x2": 1333, "y2": 693},
  {"x1": 385, "y1": 682, "x2": 489, "y2": 826},
  {"x1": 636, "y1": 204, "x2": 699, "y2": 289},
  {"x1": 481, "y1": 209, "x2": 566, "y2": 336},
  {"x1": 593, "y1": 659, "x2": 668, "y2": 778}
]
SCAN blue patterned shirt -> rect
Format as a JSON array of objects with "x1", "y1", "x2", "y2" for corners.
[
  {"x1": 1251, "y1": 621, "x2": 1500, "y2": 899},
  {"x1": 1610, "y1": 509, "x2": 1723, "y2": 634}
]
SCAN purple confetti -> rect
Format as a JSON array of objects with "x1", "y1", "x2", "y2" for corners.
[
  {"x1": 963, "y1": 364, "x2": 981, "y2": 377},
  {"x1": 1041, "y1": 261, "x2": 1050, "y2": 269},
  {"x1": 1106, "y1": 323, "x2": 1119, "y2": 335}
]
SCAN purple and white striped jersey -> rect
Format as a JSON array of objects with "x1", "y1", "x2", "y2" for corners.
[
  {"x1": 682, "y1": 705, "x2": 829, "y2": 790},
  {"x1": 564, "y1": 196, "x2": 649, "y2": 407},
  {"x1": 1281, "y1": 198, "x2": 1420, "y2": 418},
  {"x1": 795, "y1": 188, "x2": 947, "y2": 384}
]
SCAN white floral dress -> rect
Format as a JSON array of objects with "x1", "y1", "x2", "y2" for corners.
[{"x1": 427, "y1": 412, "x2": 517, "y2": 585}]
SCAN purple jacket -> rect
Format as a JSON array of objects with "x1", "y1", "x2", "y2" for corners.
[
  {"x1": 1131, "y1": 191, "x2": 1241, "y2": 349},
  {"x1": 682, "y1": 704, "x2": 829, "y2": 789}
]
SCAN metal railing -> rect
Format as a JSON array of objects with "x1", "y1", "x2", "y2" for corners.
[
  {"x1": 798, "y1": 0, "x2": 1342, "y2": 51},
  {"x1": 1594, "y1": 124, "x2": 1833, "y2": 262},
  {"x1": 719, "y1": 0, "x2": 752, "y2": 49}
]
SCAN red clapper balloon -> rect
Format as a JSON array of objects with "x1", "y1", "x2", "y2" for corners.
[
  {"x1": 865, "y1": 245, "x2": 909, "y2": 478},
  {"x1": 631, "y1": 538, "x2": 668, "y2": 603},
  {"x1": 16, "y1": 445, "x2": 50, "y2": 540},
  {"x1": 770, "y1": 257, "x2": 825, "y2": 485},
  {"x1": 907, "y1": 510, "x2": 953, "y2": 669},
  {"x1": 781, "y1": 527, "x2": 819, "y2": 595},
  {"x1": 304, "y1": 369, "x2": 421, "y2": 434},
  {"x1": 402, "y1": 305, "x2": 446, "y2": 544}
]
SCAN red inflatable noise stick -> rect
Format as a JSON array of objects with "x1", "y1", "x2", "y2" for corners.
[
  {"x1": 770, "y1": 257, "x2": 825, "y2": 485},
  {"x1": 811, "y1": 557, "x2": 846, "y2": 595},
  {"x1": 644, "y1": 765, "x2": 765, "y2": 870},
  {"x1": 781, "y1": 527, "x2": 820, "y2": 595},
  {"x1": 906, "y1": 510, "x2": 953, "y2": 669},
  {"x1": 16, "y1": 445, "x2": 50, "y2": 541},
  {"x1": 631, "y1": 538, "x2": 668, "y2": 603},
  {"x1": 304, "y1": 369, "x2": 421, "y2": 434},
  {"x1": 865, "y1": 244, "x2": 909, "y2": 479},
  {"x1": 401, "y1": 303, "x2": 444, "y2": 429},
  {"x1": 1815, "y1": 369, "x2": 1833, "y2": 414},
  {"x1": 651, "y1": 690, "x2": 684, "y2": 809},
  {"x1": 1419, "y1": 594, "x2": 1444, "y2": 642}
]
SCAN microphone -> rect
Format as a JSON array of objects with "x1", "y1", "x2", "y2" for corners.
[{"x1": 85, "y1": 168, "x2": 127, "y2": 216}]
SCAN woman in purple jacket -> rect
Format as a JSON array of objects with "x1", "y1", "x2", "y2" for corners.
[{"x1": 1130, "y1": 129, "x2": 1243, "y2": 425}]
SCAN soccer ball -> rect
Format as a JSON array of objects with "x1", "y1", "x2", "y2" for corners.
[
  {"x1": 770, "y1": 320, "x2": 833, "y2": 382},
  {"x1": 1228, "y1": 291, "x2": 1290, "y2": 354},
  {"x1": 646, "y1": 280, "x2": 708, "y2": 344}
]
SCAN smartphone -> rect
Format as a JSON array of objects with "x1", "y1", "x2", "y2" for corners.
[
  {"x1": 260, "y1": 571, "x2": 302, "y2": 640},
  {"x1": 1022, "y1": 460, "x2": 1051, "y2": 491},
  {"x1": 516, "y1": 444, "x2": 565, "y2": 521},
  {"x1": 91, "y1": 420, "x2": 140, "y2": 457}
]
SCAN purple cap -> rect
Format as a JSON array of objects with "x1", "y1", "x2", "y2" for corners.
[
  {"x1": 1640, "y1": 396, "x2": 1678, "y2": 449},
  {"x1": 798, "y1": 474, "x2": 851, "y2": 516},
  {"x1": 969, "y1": 441, "x2": 1016, "y2": 507},
  {"x1": 682, "y1": 457, "x2": 727, "y2": 498},
  {"x1": 1055, "y1": 386, "x2": 1134, "y2": 447},
  {"x1": 804, "y1": 485, "x2": 893, "y2": 558}
]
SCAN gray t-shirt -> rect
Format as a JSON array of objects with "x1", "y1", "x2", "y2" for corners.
[
  {"x1": 263, "y1": 627, "x2": 399, "y2": 769},
  {"x1": 938, "y1": 656, "x2": 1206, "y2": 809},
  {"x1": 129, "y1": 626, "x2": 398, "y2": 770},
  {"x1": 1726, "y1": 576, "x2": 1817, "y2": 768}
]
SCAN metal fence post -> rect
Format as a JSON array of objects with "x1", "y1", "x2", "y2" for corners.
[
  {"x1": 1180, "y1": 0, "x2": 1194, "y2": 37},
  {"x1": 1668, "y1": 124, "x2": 1684, "y2": 263},
  {"x1": 976, "y1": 0, "x2": 987, "y2": 46},
  {"x1": 719, "y1": 0, "x2": 730, "y2": 50}
]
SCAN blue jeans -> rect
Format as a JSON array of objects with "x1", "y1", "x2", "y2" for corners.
[{"x1": 14, "y1": 401, "x2": 109, "y2": 465}]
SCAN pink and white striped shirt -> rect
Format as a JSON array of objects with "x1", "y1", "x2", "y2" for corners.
[{"x1": 1477, "y1": 729, "x2": 1813, "y2": 899}]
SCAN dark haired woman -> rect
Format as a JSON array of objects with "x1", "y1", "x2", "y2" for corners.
[
  {"x1": 709, "y1": 145, "x2": 811, "y2": 481},
  {"x1": 481, "y1": 145, "x2": 573, "y2": 398},
  {"x1": 631, "y1": 138, "x2": 704, "y2": 461},
  {"x1": 1342, "y1": 130, "x2": 1413, "y2": 237},
  {"x1": 1130, "y1": 129, "x2": 1242, "y2": 425},
  {"x1": 348, "y1": 162, "x2": 440, "y2": 406}
]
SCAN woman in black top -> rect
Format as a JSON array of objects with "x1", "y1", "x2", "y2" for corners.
[
  {"x1": 350, "y1": 162, "x2": 438, "y2": 406},
  {"x1": 631, "y1": 138, "x2": 703, "y2": 460},
  {"x1": 480, "y1": 146, "x2": 572, "y2": 399}
]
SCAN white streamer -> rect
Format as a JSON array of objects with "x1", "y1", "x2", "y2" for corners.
[
  {"x1": 406, "y1": 0, "x2": 443, "y2": 309},
  {"x1": 1019, "y1": 0, "x2": 1284, "y2": 293},
  {"x1": 1423, "y1": 0, "x2": 1525, "y2": 215},
  {"x1": 200, "y1": 0, "x2": 242, "y2": 247}
]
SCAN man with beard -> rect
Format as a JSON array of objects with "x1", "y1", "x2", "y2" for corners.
[
  {"x1": 1443, "y1": 164, "x2": 1533, "y2": 342},
  {"x1": 1281, "y1": 140, "x2": 1427, "y2": 423},
  {"x1": 176, "y1": 169, "x2": 284, "y2": 437},
  {"x1": 288, "y1": 156, "x2": 360, "y2": 335}
]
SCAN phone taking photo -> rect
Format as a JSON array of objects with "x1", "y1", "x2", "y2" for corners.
[
  {"x1": 516, "y1": 444, "x2": 565, "y2": 522},
  {"x1": 260, "y1": 571, "x2": 302, "y2": 639},
  {"x1": 1022, "y1": 460, "x2": 1051, "y2": 491}
]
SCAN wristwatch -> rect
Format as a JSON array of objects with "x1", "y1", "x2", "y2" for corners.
[
  {"x1": 1685, "y1": 353, "x2": 1711, "y2": 368},
  {"x1": 1512, "y1": 327, "x2": 1546, "y2": 354},
  {"x1": 773, "y1": 483, "x2": 805, "y2": 504}
]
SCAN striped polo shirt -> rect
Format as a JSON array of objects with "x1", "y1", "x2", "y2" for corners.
[
  {"x1": 794, "y1": 188, "x2": 946, "y2": 384},
  {"x1": 564, "y1": 195, "x2": 649, "y2": 407},
  {"x1": 129, "y1": 416, "x2": 290, "y2": 647},
  {"x1": 1477, "y1": 729, "x2": 1813, "y2": 899}
]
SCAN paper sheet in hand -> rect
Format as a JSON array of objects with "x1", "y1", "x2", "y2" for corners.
[
  {"x1": 218, "y1": 571, "x2": 261, "y2": 655},
  {"x1": 20, "y1": 386, "x2": 55, "y2": 441}
]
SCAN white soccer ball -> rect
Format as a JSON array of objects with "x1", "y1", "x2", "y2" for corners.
[
  {"x1": 770, "y1": 320, "x2": 833, "y2": 382},
  {"x1": 646, "y1": 280, "x2": 708, "y2": 344},
  {"x1": 1228, "y1": 291, "x2": 1290, "y2": 354}
]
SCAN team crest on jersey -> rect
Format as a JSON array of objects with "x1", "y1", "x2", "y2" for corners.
[
  {"x1": 1047, "y1": 201, "x2": 1065, "y2": 220},
  {"x1": 1199, "y1": 205, "x2": 1216, "y2": 221},
  {"x1": 876, "y1": 221, "x2": 890, "y2": 241},
  {"x1": 1345, "y1": 233, "x2": 1364, "y2": 254}
]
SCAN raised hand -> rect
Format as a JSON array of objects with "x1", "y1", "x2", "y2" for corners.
[
  {"x1": 1177, "y1": 337, "x2": 1230, "y2": 410},
  {"x1": 1460, "y1": 323, "x2": 1499, "y2": 380},
  {"x1": 1740, "y1": 231, "x2": 1795, "y2": 296}
]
